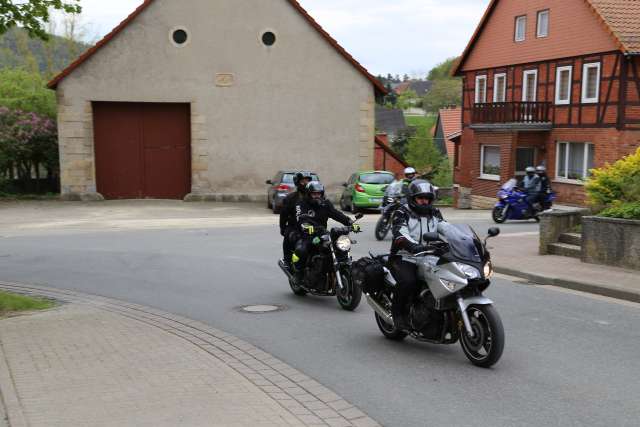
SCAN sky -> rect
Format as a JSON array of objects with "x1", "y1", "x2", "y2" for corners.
[{"x1": 65, "y1": 0, "x2": 491, "y2": 78}]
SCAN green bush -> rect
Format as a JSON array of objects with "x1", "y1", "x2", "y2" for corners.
[
  {"x1": 585, "y1": 148, "x2": 640, "y2": 219},
  {"x1": 599, "y1": 202, "x2": 640, "y2": 220}
]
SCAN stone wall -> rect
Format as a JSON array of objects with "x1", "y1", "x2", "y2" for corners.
[
  {"x1": 539, "y1": 209, "x2": 589, "y2": 254},
  {"x1": 582, "y1": 216, "x2": 640, "y2": 270}
]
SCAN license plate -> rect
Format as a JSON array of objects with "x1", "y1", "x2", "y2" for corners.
[{"x1": 370, "y1": 198, "x2": 382, "y2": 203}]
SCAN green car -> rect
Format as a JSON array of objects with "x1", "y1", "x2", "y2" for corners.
[{"x1": 339, "y1": 171, "x2": 396, "y2": 212}]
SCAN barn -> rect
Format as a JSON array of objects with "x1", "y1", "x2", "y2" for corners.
[{"x1": 49, "y1": 0, "x2": 386, "y2": 200}]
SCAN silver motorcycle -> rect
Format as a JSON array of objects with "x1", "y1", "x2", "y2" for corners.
[{"x1": 363, "y1": 224, "x2": 505, "y2": 368}]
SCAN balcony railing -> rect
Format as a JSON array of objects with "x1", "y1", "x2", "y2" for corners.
[{"x1": 472, "y1": 102, "x2": 551, "y2": 124}]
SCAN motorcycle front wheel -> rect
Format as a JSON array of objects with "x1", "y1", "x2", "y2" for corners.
[
  {"x1": 374, "y1": 216, "x2": 391, "y2": 241},
  {"x1": 336, "y1": 270, "x2": 362, "y2": 311},
  {"x1": 492, "y1": 206, "x2": 508, "y2": 224},
  {"x1": 459, "y1": 304, "x2": 504, "y2": 368}
]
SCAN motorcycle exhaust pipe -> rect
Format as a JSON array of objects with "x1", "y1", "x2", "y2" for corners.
[
  {"x1": 365, "y1": 294, "x2": 393, "y2": 325},
  {"x1": 278, "y1": 260, "x2": 294, "y2": 280}
]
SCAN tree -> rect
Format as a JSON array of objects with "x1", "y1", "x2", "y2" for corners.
[
  {"x1": 427, "y1": 57, "x2": 459, "y2": 80},
  {"x1": 0, "y1": 0, "x2": 81, "y2": 40},
  {"x1": 396, "y1": 89, "x2": 417, "y2": 110},
  {"x1": 0, "y1": 68, "x2": 56, "y2": 117},
  {"x1": 422, "y1": 79, "x2": 462, "y2": 115}
]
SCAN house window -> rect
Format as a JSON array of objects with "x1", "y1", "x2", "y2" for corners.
[
  {"x1": 537, "y1": 10, "x2": 549, "y2": 38},
  {"x1": 262, "y1": 31, "x2": 276, "y2": 46},
  {"x1": 454, "y1": 142, "x2": 460, "y2": 168},
  {"x1": 493, "y1": 73, "x2": 507, "y2": 102},
  {"x1": 582, "y1": 63, "x2": 601, "y2": 103},
  {"x1": 555, "y1": 66, "x2": 572, "y2": 105},
  {"x1": 480, "y1": 145, "x2": 501, "y2": 179},
  {"x1": 515, "y1": 16, "x2": 527, "y2": 42},
  {"x1": 170, "y1": 27, "x2": 189, "y2": 47},
  {"x1": 475, "y1": 75, "x2": 487, "y2": 103},
  {"x1": 556, "y1": 142, "x2": 595, "y2": 181},
  {"x1": 522, "y1": 70, "x2": 538, "y2": 102}
]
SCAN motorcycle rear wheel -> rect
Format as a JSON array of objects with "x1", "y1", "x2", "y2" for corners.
[
  {"x1": 336, "y1": 270, "x2": 361, "y2": 311},
  {"x1": 289, "y1": 277, "x2": 307, "y2": 296},
  {"x1": 375, "y1": 312, "x2": 407, "y2": 341},
  {"x1": 492, "y1": 206, "x2": 508, "y2": 224},
  {"x1": 459, "y1": 304, "x2": 504, "y2": 368},
  {"x1": 374, "y1": 216, "x2": 390, "y2": 241}
]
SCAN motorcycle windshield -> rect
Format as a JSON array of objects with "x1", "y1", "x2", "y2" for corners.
[
  {"x1": 501, "y1": 178, "x2": 517, "y2": 191},
  {"x1": 384, "y1": 181, "x2": 403, "y2": 197},
  {"x1": 438, "y1": 223, "x2": 483, "y2": 263}
]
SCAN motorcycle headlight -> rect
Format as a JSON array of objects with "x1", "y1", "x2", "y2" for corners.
[
  {"x1": 335, "y1": 235, "x2": 351, "y2": 252},
  {"x1": 499, "y1": 195, "x2": 508, "y2": 200},
  {"x1": 484, "y1": 261, "x2": 493, "y2": 278},
  {"x1": 452, "y1": 262, "x2": 480, "y2": 279}
]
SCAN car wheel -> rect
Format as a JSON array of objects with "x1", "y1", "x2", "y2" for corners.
[{"x1": 340, "y1": 197, "x2": 351, "y2": 212}]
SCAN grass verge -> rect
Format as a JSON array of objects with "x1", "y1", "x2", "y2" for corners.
[{"x1": 0, "y1": 291, "x2": 55, "y2": 317}]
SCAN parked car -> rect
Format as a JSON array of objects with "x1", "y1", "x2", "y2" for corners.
[
  {"x1": 266, "y1": 170, "x2": 320, "y2": 214},
  {"x1": 339, "y1": 171, "x2": 396, "y2": 212}
]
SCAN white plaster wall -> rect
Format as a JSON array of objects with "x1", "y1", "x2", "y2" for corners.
[{"x1": 56, "y1": 0, "x2": 375, "y2": 196}]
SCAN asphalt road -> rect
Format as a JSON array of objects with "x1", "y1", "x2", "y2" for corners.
[{"x1": 0, "y1": 208, "x2": 638, "y2": 426}]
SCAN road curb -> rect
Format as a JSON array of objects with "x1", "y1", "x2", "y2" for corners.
[
  {"x1": 494, "y1": 266, "x2": 640, "y2": 303},
  {"x1": 0, "y1": 282, "x2": 381, "y2": 427}
]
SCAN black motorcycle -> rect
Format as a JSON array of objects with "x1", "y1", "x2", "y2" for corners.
[
  {"x1": 279, "y1": 213, "x2": 364, "y2": 311},
  {"x1": 357, "y1": 224, "x2": 504, "y2": 368},
  {"x1": 374, "y1": 194, "x2": 403, "y2": 241}
]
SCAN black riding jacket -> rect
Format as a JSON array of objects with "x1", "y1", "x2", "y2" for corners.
[
  {"x1": 293, "y1": 198, "x2": 353, "y2": 231},
  {"x1": 279, "y1": 191, "x2": 304, "y2": 234}
]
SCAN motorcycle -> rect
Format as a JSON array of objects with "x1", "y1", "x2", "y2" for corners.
[
  {"x1": 359, "y1": 224, "x2": 504, "y2": 368},
  {"x1": 374, "y1": 181, "x2": 405, "y2": 241},
  {"x1": 278, "y1": 213, "x2": 364, "y2": 311},
  {"x1": 492, "y1": 178, "x2": 556, "y2": 224}
]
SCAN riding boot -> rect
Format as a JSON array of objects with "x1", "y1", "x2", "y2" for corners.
[{"x1": 392, "y1": 303, "x2": 410, "y2": 331}]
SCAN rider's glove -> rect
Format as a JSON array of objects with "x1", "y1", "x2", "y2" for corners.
[
  {"x1": 351, "y1": 223, "x2": 361, "y2": 233},
  {"x1": 302, "y1": 224, "x2": 314, "y2": 235},
  {"x1": 312, "y1": 237, "x2": 321, "y2": 245}
]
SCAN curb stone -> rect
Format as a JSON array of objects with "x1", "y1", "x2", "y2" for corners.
[
  {"x1": 0, "y1": 281, "x2": 381, "y2": 427},
  {"x1": 494, "y1": 266, "x2": 640, "y2": 303}
]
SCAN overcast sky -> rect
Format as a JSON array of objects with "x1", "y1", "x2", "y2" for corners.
[{"x1": 67, "y1": 0, "x2": 491, "y2": 77}]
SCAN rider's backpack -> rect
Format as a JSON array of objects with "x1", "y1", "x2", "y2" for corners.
[{"x1": 352, "y1": 257, "x2": 385, "y2": 294}]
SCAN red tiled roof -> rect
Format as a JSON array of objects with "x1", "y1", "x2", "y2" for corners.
[
  {"x1": 586, "y1": 0, "x2": 640, "y2": 53},
  {"x1": 437, "y1": 107, "x2": 462, "y2": 140},
  {"x1": 452, "y1": 0, "x2": 640, "y2": 76},
  {"x1": 375, "y1": 135, "x2": 408, "y2": 167},
  {"x1": 394, "y1": 82, "x2": 411, "y2": 95},
  {"x1": 47, "y1": 0, "x2": 387, "y2": 95}
]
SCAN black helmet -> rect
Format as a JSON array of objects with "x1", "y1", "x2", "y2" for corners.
[
  {"x1": 408, "y1": 179, "x2": 436, "y2": 216},
  {"x1": 293, "y1": 171, "x2": 313, "y2": 193},
  {"x1": 306, "y1": 181, "x2": 325, "y2": 207}
]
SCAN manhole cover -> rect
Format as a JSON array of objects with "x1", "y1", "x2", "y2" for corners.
[{"x1": 239, "y1": 304, "x2": 286, "y2": 314}]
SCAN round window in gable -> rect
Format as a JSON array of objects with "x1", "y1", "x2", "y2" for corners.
[
  {"x1": 262, "y1": 31, "x2": 276, "y2": 46},
  {"x1": 172, "y1": 29, "x2": 188, "y2": 45}
]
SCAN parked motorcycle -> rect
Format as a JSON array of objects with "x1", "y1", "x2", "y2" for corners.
[
  {"x1": 278, "y1": 213, "x2": 364, "y2": 311},
  {"x1": 357, "y1": 224, "x2": 504, "y2": 368},
  {"x1": 492, "y1": 178, "x2": 555, "y2": 223}
]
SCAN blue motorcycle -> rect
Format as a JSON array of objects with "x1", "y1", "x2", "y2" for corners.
[{"x1": 492, "y1": 179, "x2": 556, "y2": 223}]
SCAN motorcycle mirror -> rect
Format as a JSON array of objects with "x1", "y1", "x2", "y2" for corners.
[
  {"x1": 422, "y1": 232, "x2": 440, "y2": 242},
  {"x1": 354, "y1": 213, "x2": 364, "y2": 220},
  {"x1": 265, "y1": 180, "x2": 272, "y2": 185},
  {"x1": 487, "y1": 227, "x2": 500, "y2": 238},
  {"x1": 342, "y1": 182, "x2": 348, "y2": 187}
]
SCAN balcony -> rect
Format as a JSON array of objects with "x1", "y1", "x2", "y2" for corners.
[{"x1": 471, "y1": 102, "x2": 552, "y2": 131}]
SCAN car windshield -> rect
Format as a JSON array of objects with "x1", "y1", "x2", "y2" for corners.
[
  {"x1": 282, "y1": 173, "x2": 319, "y2": 183},
  {"x1": 359, "y1": 173, "x2": 395, "y2": 185},
  {"x1": 438, "y1": 223, "x2": 483, "y2": 263},
  {"x1": 501, "y1": 178, "x2": 517, "y2": 191}
]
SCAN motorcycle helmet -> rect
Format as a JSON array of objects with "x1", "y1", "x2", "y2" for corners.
[
  {"x1": 535, "y1": 166, "x2": 547, "y2": 174},
  {"x1": 408, "y1": 179, "x2": 436, "y2": 216},
  {"x1": 525, "y1": 166, "x2": 536, "y2": 175},
  {"x1": 306, "y1": 181, "x2": 325, "y2": 207},
  {"x1": 403, "y1": 167, "x2": 417, "y2": 180},
  {"x1": 293, "y1": 171, "x2": 314, "y2": 193}
]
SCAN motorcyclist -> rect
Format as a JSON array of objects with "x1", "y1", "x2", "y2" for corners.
[
  {"x1": 280, "y1": 171, "x2": 313, "y2": 270},
  {"x1": 521, "y1": 166, "x2": 541, "y2": 215},
  {"x1": 291, "y1": 181, "x2": 360, "y2": 281},
  {"x1": 389, "y1": 179, "x2": 446, "y2": 330},
  {"x1": 401, "y1": 167, "x2": 418, "y2": 197},
  {"x1": 535, "y1": 166, "x2": 552, "y2": 211}
]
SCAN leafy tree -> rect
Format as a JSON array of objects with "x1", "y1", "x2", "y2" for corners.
[
  {"x1": 0, "y1": 0, "x2": 81, "y2": 40},
  {"x1": 427, "y1": 57, "x2": 459, "y2": 80},
  {"x1": 0, "y1": 68, "x2": 56, "y2": 117},
  {"x1": 396, "y1": 89, "x2": 417, "y2": 110},
  {"x1": 422, "y1": 79, "x2": 461, "y2": 115}
]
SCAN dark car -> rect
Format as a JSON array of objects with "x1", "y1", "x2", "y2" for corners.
[{"x1": 266, "y1": 171, "x2": 320, "y2": 214}]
